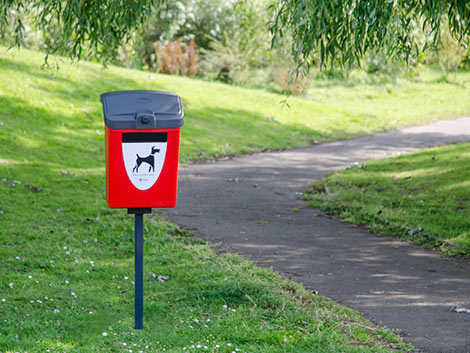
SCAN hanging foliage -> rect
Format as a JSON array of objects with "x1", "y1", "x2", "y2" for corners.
[
  {"x1": 269, "y1": 0, "x2": 470, "y2": 69},
  {"x1": 0, "y1": 0, "x2": 164, "y2": 63}
]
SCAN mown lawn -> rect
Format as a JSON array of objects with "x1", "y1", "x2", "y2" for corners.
[
  {"x1": 2, "y1": 47, "x2": 470, "y2": 164},
  {"x1": 304, "y1": 142, "x2": 470, "y2": 257},
  {"x1": 0, "y1": 208, "x2": 409, "y2": 352},
  {"x1": 0, "y1": 49, "x2": 419, "y2": 352}
]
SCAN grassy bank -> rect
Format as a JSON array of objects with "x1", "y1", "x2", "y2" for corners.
[
  {"x1": 304, "y1": 142, "x2": 470, "y2": 256},
  {"x1": 2, "y1": 48, "x2": 470, "y2": 164},
  {"x1": 0, "y1": 49, "x2": 415, "y2": 351}
]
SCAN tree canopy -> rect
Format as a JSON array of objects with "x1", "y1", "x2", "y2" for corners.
[
  {"x1": 269, "y1": 0, "x2": 470, "y2": 69},
  {"x1": 1, "y1": 0, "x2": 469, "y2": 68},
  {"x1": 0, "y1": 0, "x2": 161, "y2": 62}
]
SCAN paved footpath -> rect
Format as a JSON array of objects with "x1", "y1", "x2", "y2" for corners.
[{"x1": 164, "y1": 118, "x2": 470, "y2": 353}]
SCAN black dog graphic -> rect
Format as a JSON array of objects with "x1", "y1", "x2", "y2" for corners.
[{"x1": 132, "y1": 146, "x2": 160, "y2": 173}]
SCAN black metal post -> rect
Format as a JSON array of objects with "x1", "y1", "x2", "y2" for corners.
[
  {"x1": 134, "y1": 212, "x2": 144, "y2": 330},
  {"x1": 127, "y1": 208, "x2": 151, "y2": 330}
]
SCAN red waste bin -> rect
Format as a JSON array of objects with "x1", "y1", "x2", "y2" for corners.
[{"x1": 101, "y1": 90, "x2": 184, "y2": 209}]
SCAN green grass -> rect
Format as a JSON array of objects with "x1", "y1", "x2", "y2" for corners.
[
  {"x1": 304, "y1": 142, "x2": 470, "y2": 256},
  {"x1": 0, "y1": 49, "x2": 417, "y2": 351},
  {"x1": 2, "y1": 47, "x2": 470, "y2": 165},
  {"x1": 0, "y1": 211, "x2": 410, "y2": 353}
]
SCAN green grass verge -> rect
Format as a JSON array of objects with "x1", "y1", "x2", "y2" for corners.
[
  {"x1": 2, "y1": 47, "x2": 470, "y2": 164},
  {"x1": 0, "y1": 213, "x2": 410, "y2": 353},
  {"x1": 0, "y1": 49, "x2": 416, "y2": 351},
  {"x1": 304, "y1": 142, "x2": 470, "y2": 256}
]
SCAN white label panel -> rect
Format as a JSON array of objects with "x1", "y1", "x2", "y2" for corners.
[{"x1": 122, "y1": 142, "x2": 167, "y2": 190}]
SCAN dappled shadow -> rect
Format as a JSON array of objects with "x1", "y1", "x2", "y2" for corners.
[
  {"x1": 178, "y1": 105, "x2": 398, "y2": 162},
  {"x1": 181, "y1": 106, "x2": 326, "y2": 153},
  {"x1": 0, "y1": 95, "x2": 104, "y2": 170},
  {"x1": 3, "y1": 50, "x2": 470, "y2": 352},
  {"x1": 164, "y1": 121, "x2": 470, "y2": 352}
]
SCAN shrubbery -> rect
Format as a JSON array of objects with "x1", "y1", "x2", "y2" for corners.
[
  {"x1": 437, "y1": 21, "x2": 467, "y2": 75},
  {"x1": 156, "y1": 39, "x2": 197, "y2": 76},
  {"x1": 4, "y1": 0, "x2": 469, "y2": 95}
]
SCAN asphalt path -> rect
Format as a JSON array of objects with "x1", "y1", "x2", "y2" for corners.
[{"x1": 164, "y1": 117, "x2": 470, "y2": 352}]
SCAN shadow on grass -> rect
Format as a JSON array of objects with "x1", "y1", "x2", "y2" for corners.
[
  {"x1": 308, "y1": 141, "x2": 470, "y2": 247},
  {"x1": 0, "y1": 51, "x2": 418, "y2": 352}
]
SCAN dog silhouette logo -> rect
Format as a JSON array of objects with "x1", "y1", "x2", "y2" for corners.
[
  {"x1": 132, "y1": 146, "x2": 160, "y2": 173},
  {"x1": 122, "y1": 133, "x2": 167, "y2": 191}
]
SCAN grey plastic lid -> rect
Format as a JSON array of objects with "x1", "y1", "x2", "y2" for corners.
[{"x1": 101, "y1": 90, "x2": 184, "y2": 130}]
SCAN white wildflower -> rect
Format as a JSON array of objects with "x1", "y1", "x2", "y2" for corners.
[{"x1": 157, "y1": 275, "x2": 169, "y2": 282}]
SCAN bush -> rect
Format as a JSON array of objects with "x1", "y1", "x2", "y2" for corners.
[
  {"x1": 156, "y1": 39, "x2": 197, "y2": 76},
  {"x1": 197, "y1": 33, "x2": 261, "y2": 85},
  {"x1": 270, "y1": 67, "x2": 310, "y2": 95},
  {"x1": 196, "y1": 1, "x2": 272, "y2": 85},
  {"x1": 366, "y1": 53, "x2": 404, "y2": 76},
  {"x1": 266, "y1": 32, "x2": 312, "y2": 95},
  {"x1": 437, "y1": 21, "x2": 466, "y2": 75}
]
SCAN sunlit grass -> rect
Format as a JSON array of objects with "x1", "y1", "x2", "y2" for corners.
[
  {"x1": 305, "y1": 142, "x2": 470, "y2": 256},
  {"x1": 0, "y1": 48, "x2": 414, "y2": 352},
  {"x1": 2, "y1": 47, "x2": 470, "y2": 165}
]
